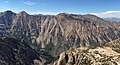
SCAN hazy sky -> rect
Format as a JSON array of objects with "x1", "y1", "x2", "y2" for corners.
[{"x1": 0, "y1": 0, "x2": 120, "y2": 18}]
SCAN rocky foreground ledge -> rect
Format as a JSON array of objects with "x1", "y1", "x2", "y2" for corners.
[
  {"x1": 54, "y1": 47, "x2": 120, "y2": 65},
  {"x1": 54, "y1": 39, "x2": 120, "y2": 65}
]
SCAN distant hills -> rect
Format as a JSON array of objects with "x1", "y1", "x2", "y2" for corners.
[{"x1": 103, "y1": 17, "x2": 120, "y2": 22}]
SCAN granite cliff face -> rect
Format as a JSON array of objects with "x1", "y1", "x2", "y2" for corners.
[{"x1": 0, "y1": 11, "x2": 120, "y2": 57}]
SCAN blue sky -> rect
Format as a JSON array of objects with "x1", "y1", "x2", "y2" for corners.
[{"x1": 0, "y1": 0, "x2": 120, "y2": 18}]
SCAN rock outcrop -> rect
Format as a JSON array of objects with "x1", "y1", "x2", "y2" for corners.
[{"x1": 54, "y1": 39, "x2": 120, "y2": 65}]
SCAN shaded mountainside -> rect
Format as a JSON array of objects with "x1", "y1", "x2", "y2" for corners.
[
  {"x1": 54, "y1": 39, "x2": 120, "y2": 65},
  {"x1": 0, "y1": 11, "x2": 15, "y2": 27},
  {"x1": 0, "y1": 10, "x2": 120, "y2": 58},
  {"x1": 0, "y1": 37, "x2": 44, "y2": 65}
]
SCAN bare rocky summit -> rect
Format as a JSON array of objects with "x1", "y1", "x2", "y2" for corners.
[{"x1": 54, "y1": 39, "x2": 120, "y2": 65}]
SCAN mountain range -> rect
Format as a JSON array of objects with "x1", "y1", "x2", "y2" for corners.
[{"x1": 0, "y1": 10, "x2": 120, "y2": 65}]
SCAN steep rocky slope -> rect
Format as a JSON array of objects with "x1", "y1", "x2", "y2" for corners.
[
  {"x1": 83, "y1": 14, "x2": 106, "y2": 22},
  {"x1": 0, "y1": 11, "x2": 120, "y2": 58},
  {"x1": 0, "y1": 37, "x2": 44, "y2": 65},
  {"x1": 11, "y1": 12, "x2": 120, "y2": 57},
  {"x1": 0, "y1": 11, "x2": 15, "y2": 27},
  {"x1": 54, "y1": 39, "x2": 120, "y2": 65}
]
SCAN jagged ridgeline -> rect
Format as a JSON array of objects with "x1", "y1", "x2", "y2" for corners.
[{"x1": 0, "y1": 10, "x2": 120, "y2": 57}]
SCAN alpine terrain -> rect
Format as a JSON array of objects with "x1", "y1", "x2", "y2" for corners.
[{"x1": 0, "y1": 10, "x2": 120, "y2": 65}]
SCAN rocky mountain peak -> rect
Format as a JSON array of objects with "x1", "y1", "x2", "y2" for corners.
[
  {"x1": 57, "y1": 13, "x2": 69, "y2": 16},
  {"x1": 0, "y1": 10, "x2": 15, "y2": 27},
  {"x1": 4, "y1": 10, "x2": 14, "y2": 14},
  {"x1": 83, "y1": 14, "x2": 105, "y2": 22},
  {"x1": 0, "y1": 10, "x2": 15, "y2": 16},
  {"x1": 17, "y1": 11, "x2": 29, "y2": 16},
  {"x1": 56, "y1": 13, "x2": 75, "y2": 21}
]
